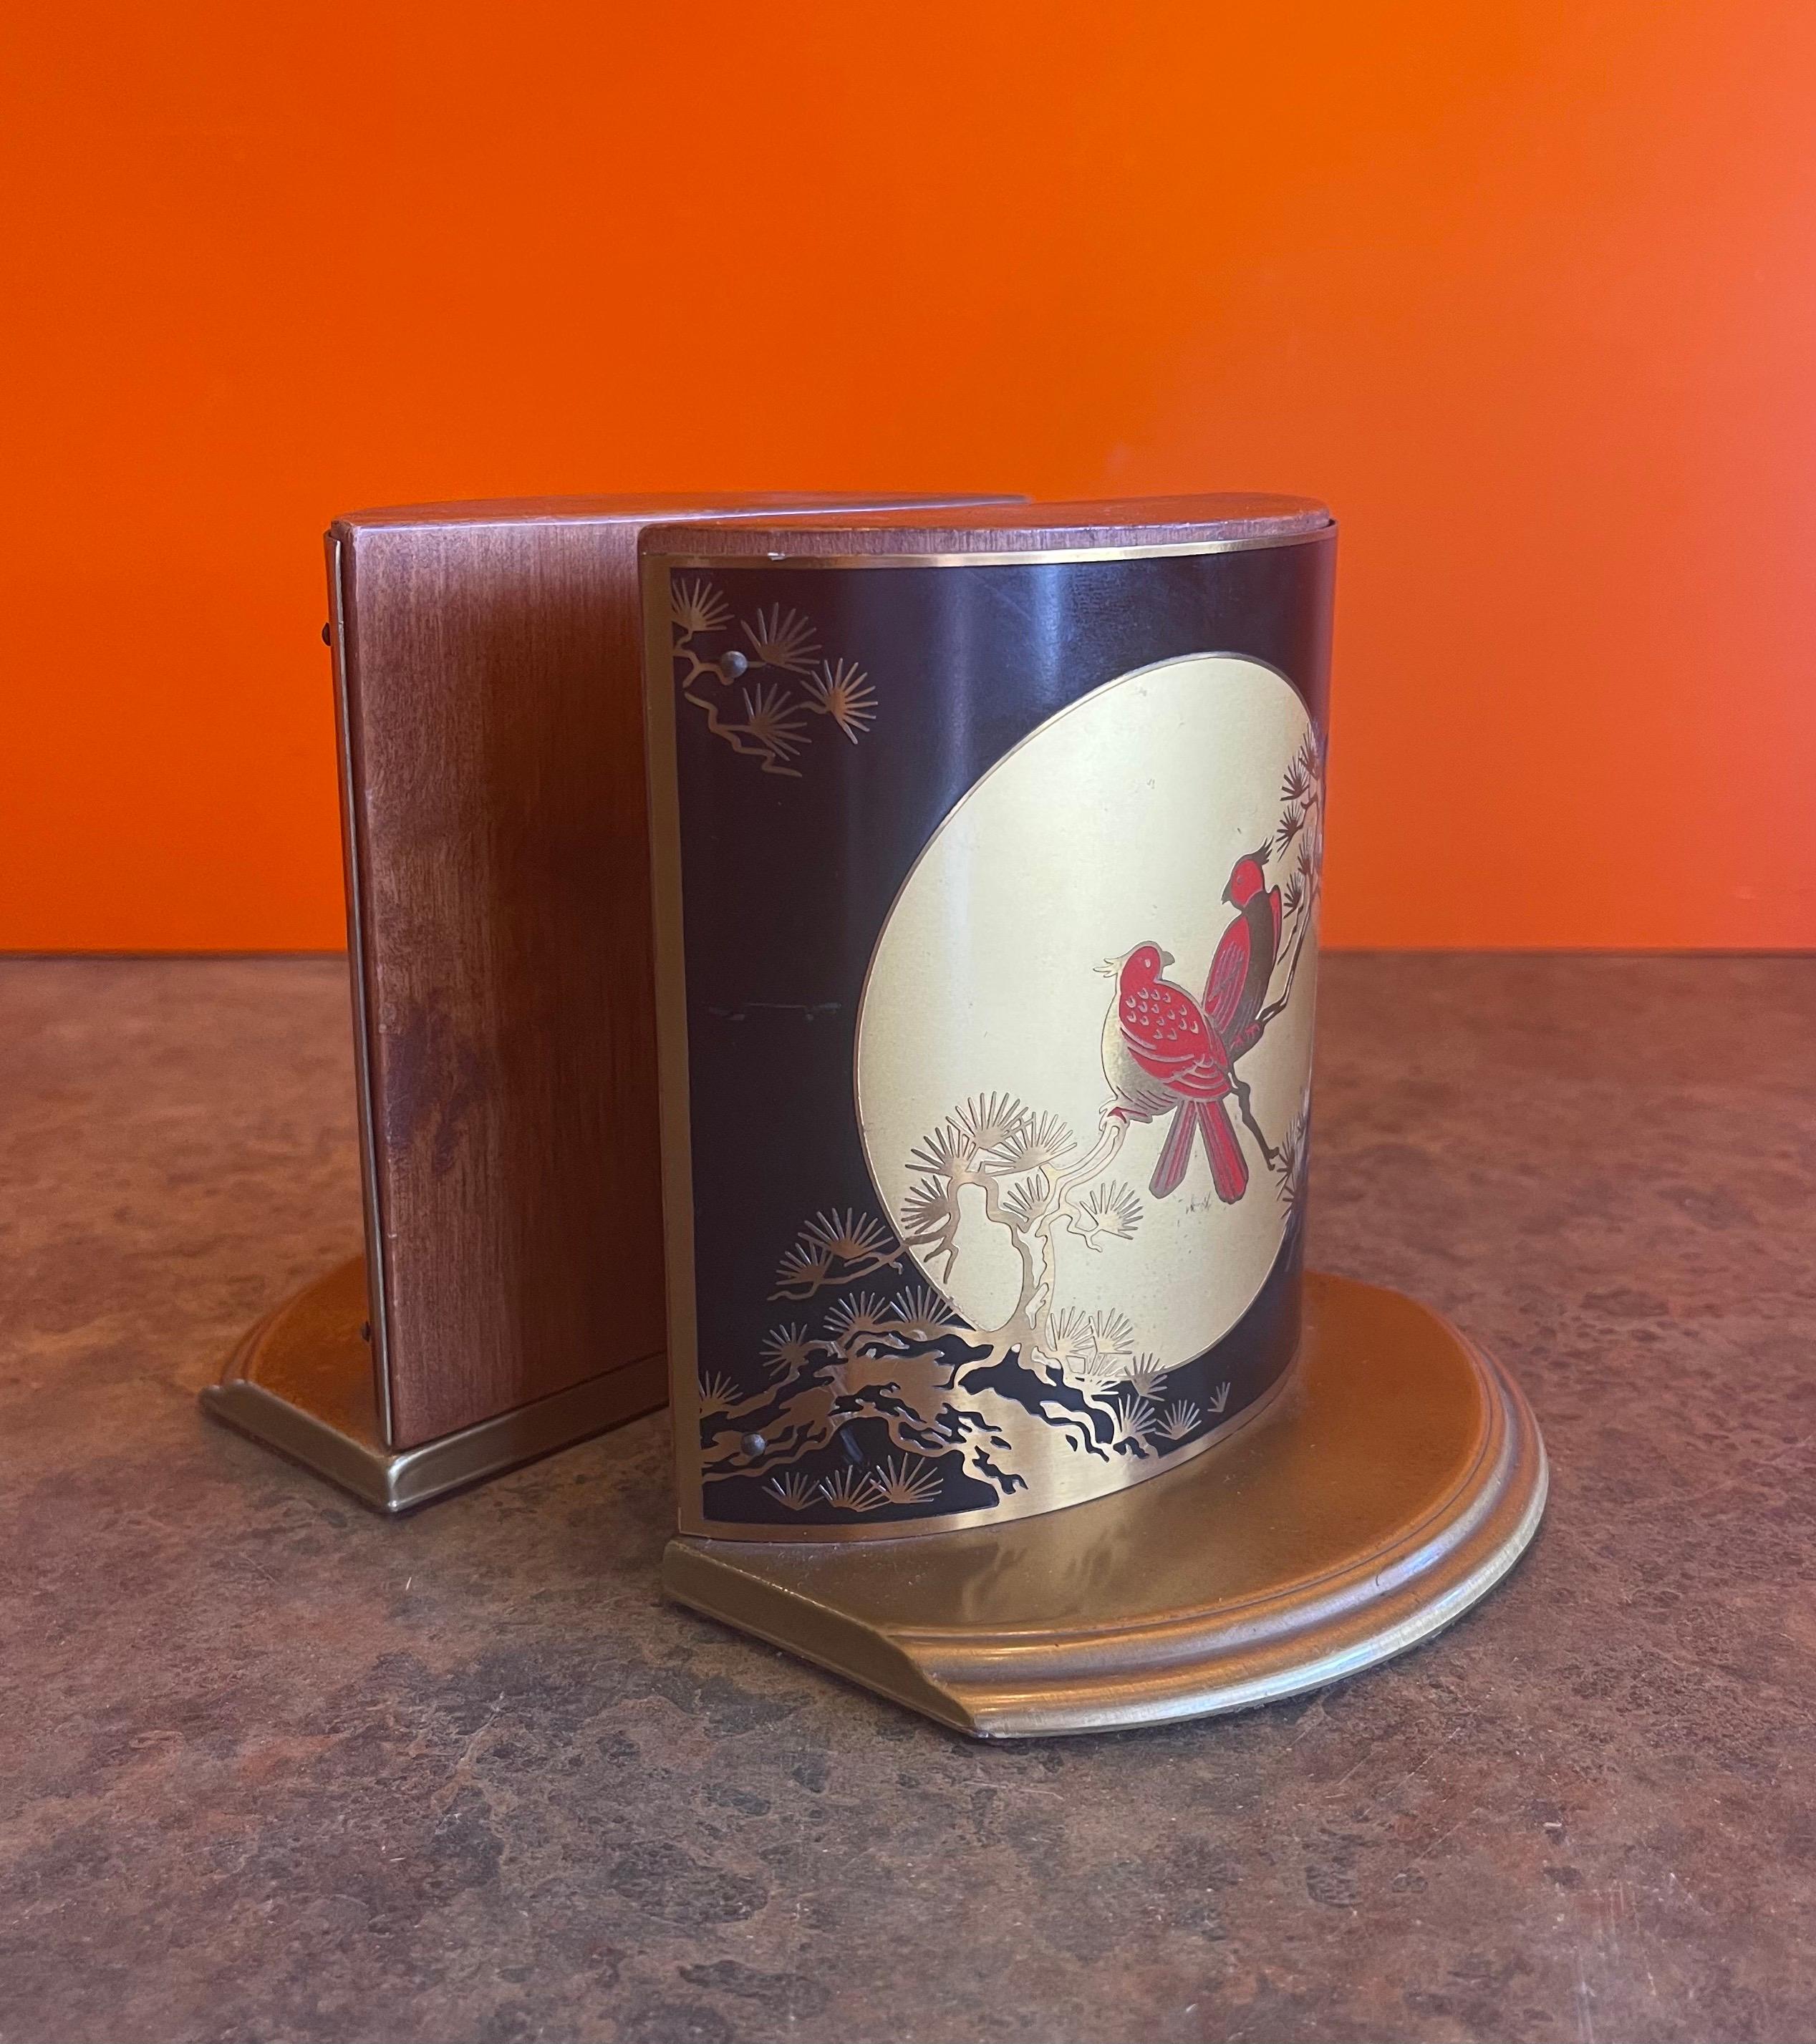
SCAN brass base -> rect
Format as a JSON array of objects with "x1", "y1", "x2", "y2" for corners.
[
  {"x1": 663, "y1": 1272, "x2": 1547, "y2": 1738},
  {"x1": 200, "y1": 1258, "x2": 667, "y2": 1514}
]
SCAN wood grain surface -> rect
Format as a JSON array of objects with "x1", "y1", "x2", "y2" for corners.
[{"x1": 330, "y1": 494, "x2": 1008, "y2": 1449}]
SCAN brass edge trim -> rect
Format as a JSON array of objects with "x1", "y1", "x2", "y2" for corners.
[
  {"x1": 983, "y1": 1471, "x2": 1546, "y2": 1733},
  {"x1": 202, "y1": 1375, "x2": 395, "y2": 1509},
  {"x1": 203, "y1": 1345, "x2": 668, "y2": 1516},
  {"x1": 900, "y1": 1328, "x2": 1512, "y2": 1667},
  {"x1": 646, "y1": 528, "x2": 1336, "y2": 572},
  {"x1": 381, "y1": 1356, "x2": 668, "y2": 1511},
  {"x1": 328, "y1": 534, "x2": 393, "y2": 1448},
  {"x1": 943, "y1": 1349, "x2": 1548, "y2": 1733},
  {"x1": 642, "y1": 556, "x2": 709, "y2": 1531}
]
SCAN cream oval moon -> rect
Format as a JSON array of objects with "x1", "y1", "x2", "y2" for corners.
[{"x1": 856, "y1": 653, "x2": 1318, "y2": 1374}]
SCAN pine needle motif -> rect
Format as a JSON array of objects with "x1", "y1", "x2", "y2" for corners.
[
  {"x1": 742, "y1": 604, "x2": 821, "y2": 675},
  {"x1": 671, "y1": 577, "x2": 731, "y2": 636},
  {"x1": 738, "y1": 682, "x2": 808, "y2": 771},
  {"x1": 697, "y1": 1370, "x2": 741, "y2": 1417},
  {"x1": 908, "y1": 1121, "x2": 978, "y2": 1180},
  {"x1": 992, "y1": 1111, "x2": 1076, "y2": 1173},
  {"x1": 1126, "y1": 1354, "x2": 1173, "y2": 1398},
  {"x1": 1273, "y1": 1103, "x2": 1311, "y2": 1220},
  {"x1": 1074, "y1": 1181, "x2": 1142, "y2": 1247},
  {"x1": 1088, "y1": 1309, "x2": 1136, "y2": 1358},
  {"x1": 824, "y1": 1292, "x2": 892, "y2": 1342},
  {"x1": 765, "y1": 1471, "x2": 818, "y2": 1510},
  {"x1": 890, "y1": 1283, "x2": 959, "y2": 1335},
  {"x1": 802, "y1": 659, "x2": 878, "y2": 742},
  {"x1": 1154, "y1": 1400, "x2": 1202, "y2": 1442},
  {"x1": 955, "y1": 1093, "x2": 1029, "y2": 1153},
  {"x1": 760, "y1": 1323, "x2": 816, "y2": 1382},
  {"x1": 1066, "y1": 1345, "x2": 1126, "y2": 1390},
  {"x1": 818, "y1": 1466, "x2": 883, "y2": 1512},
  {"x1": 899, "y1": 1176, "x2": 955, "y2": 1236},
  {"x1": 804, "y1": 1209, "x2": 894, "y2": 1262},
  {"x1": 1255, "y1": 729, "x2": 1326, "y2": 1030},
  {"x1": 1037, "y1": 1307, "x2": 1093, "y2": 1368},
  {"x1": 772, "y1": 1208, "x2": 903, "y2": 1300},
  {"x1": 868, "y1": 1455, "x2": 945, "y2": 1508},
  {"x1": 773, "y1": 1239, "x2": 835, "y2": 1293},
  {"x1": 1106, "y1": 1390, "x2": 1158, "y2": 1449}
]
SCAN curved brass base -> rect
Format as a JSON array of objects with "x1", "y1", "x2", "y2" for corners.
[
  {"x1": 662, "y1": 1272, "x2": 1547, "y2": 1738},
  {"x1": 201, "y1": 1258, "x2": 666, "y2": 1514}
]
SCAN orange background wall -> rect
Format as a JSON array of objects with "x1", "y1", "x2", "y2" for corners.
[{"x1": 4, "y1": 1, "x2": 1813, "y2": 951}]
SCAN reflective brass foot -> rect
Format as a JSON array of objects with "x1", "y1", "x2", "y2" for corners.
[
  {"x1": 663, "y1": 1271, "x2": 1547, "y2": 1737},
  {"x1": 201, "y1": 1258, "x2": 666, "y2": 1514}
]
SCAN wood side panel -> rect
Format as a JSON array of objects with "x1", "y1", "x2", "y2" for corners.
[
  {"x1": 341, "y1": 516, "x2": 661, "y2": 1447},
  {"x1": 332, "y1": 493, "x2": 1016, "y2": 1450}
]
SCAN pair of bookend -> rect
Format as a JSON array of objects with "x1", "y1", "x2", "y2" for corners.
[{"x1": 203, "y1": 491, "x2": 1546, "y2": 1738}]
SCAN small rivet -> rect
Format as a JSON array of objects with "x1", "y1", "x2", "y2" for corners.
[
  {"x1": 742, "y1": 1432, "x2": 766, "y2": 1458},
  {"x1": 718, "y1": 650, "x2": 749, "y2": 681}
]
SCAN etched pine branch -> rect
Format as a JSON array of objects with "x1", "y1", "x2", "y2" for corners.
[
  {"x1": 771, "y1": 1208, "x2": 904, "y2": 1300},
  {"x1": 1272, "y1": 1099, "x2": 1311, "y2": 1219},
  {"x1": 671, "y1": 581, "x2": 879, "y2": 777},
  {"x1": 1257, "y1": 730, "x2": 1326, "y2": 1028}
]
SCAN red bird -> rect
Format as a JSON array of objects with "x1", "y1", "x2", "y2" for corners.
[
  {"x1": 1203, "y1": 847, "x2": 1282, "y2": 1057},
  {"x1": 1100, "y1": 944, "x2": 1249, "y2": 1203}
]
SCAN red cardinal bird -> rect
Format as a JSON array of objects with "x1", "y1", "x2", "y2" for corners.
[
  {"x1": 1203, "y1": 847, "x2": 1283, "y2": 1057},
  {"x1": 1100, "y1": 944, "x2": 1249, "y2": 1203}
]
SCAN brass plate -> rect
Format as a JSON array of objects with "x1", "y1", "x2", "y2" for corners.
[
  {"x1": 200, "y1": 1258, "x2": 666, "y2": 1514},
  {"x1": 662, "y1": 1272, "x2": 1547, "y2": 1737}
]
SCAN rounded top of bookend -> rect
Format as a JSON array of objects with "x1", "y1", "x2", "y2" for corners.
[{"x1": 641, "y1": 494, "x2": 1333, "y2": 564}]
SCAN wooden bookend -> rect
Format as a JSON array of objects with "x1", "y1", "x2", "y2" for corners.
[{"x1": 201, "y1": 491, "x2": 1015, "y2": 1511}]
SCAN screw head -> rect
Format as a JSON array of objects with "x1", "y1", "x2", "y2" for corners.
[
  {"x1": 741, "y1": 1432, "x2": 766, "y2": 1458},
  {"x1": 718, "y1": 649, "x2": 749, "y2": 681}
]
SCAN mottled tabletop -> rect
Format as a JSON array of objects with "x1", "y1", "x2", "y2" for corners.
[{"x1": 3, "y1": 956, "x2": 1811, "y2": 2044}]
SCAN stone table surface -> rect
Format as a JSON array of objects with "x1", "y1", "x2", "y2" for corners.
[{"x1": 2, "y1": 955, "x2": 1812, "y2": 2044}]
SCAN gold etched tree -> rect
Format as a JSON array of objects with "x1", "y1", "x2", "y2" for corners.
[{"x1": 700, "y1": 1094, "x2": 1194, "y2": 1518}]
